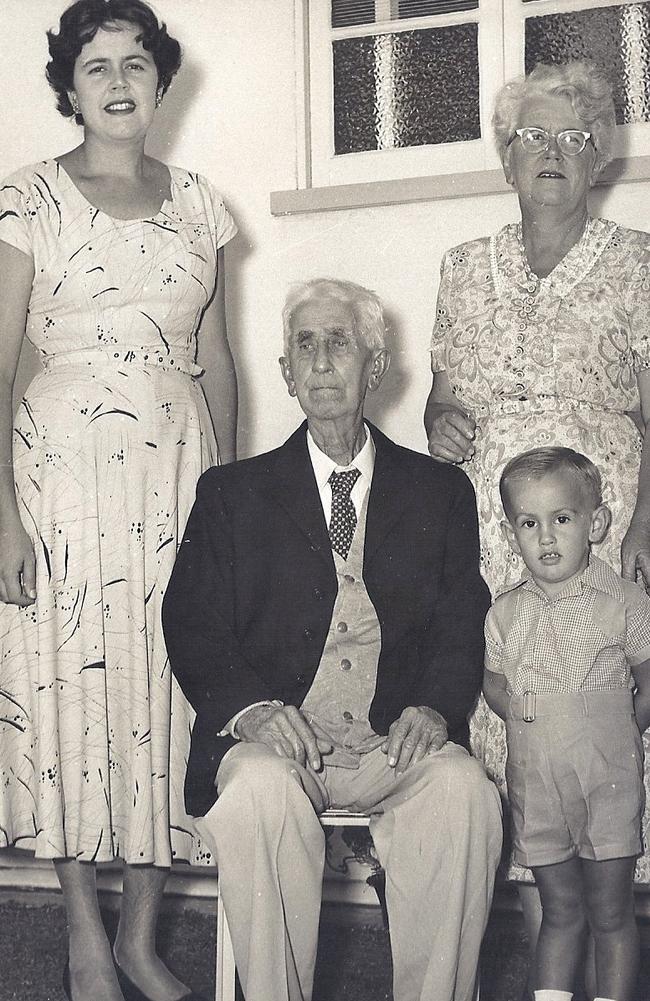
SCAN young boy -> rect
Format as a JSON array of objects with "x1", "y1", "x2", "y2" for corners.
[{"x1": 484, "y1": 446, "x2": 650, "y2": 1001}]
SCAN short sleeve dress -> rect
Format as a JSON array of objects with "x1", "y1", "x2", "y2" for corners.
[
  {"x1": 430, "y1": 217, "x2": 650, "y2": 882},
  {"x1": 0, "y1": 160, "x2": 237, "y2": 866}
]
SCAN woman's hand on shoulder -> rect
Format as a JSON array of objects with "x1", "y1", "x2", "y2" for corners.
[
  {"x1": 0, "y1": 519, "x2": 36, "y2": 606},
  {"x1": 427, "y1": 402, "x2": 476, "y2": 464},
  {"x1": 424, "y1": 370, "x2": 477, "y2": 464},
  {"x1": 621, "y1": 516, "x2": 650, "y2": 592}
]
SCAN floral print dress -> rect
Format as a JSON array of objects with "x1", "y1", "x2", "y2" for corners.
[
  {"x1": 0, "y1": 160, "x2": 236, "y2": 866},
  {"x1": 430, "y1": 218, "x2": 650, "y2": 882}
]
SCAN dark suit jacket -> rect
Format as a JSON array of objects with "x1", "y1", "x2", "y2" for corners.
[{"x1": 163, "y1": 421, "x2": 490, "y2": 817}]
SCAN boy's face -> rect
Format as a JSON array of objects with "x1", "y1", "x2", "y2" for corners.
[{"x1": 502, "y1": 470, "x2": 610, "y2": 596}]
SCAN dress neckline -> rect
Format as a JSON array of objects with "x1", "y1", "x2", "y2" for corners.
[
  {"x1": 489, "y1": 217, "x2": 617, "y2": 301},
  {"x1": 53, "y1": 158, "x2": 173, "y2": 222}
]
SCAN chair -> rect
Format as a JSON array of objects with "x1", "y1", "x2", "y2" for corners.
[{"x1": 214, "y1": 808, "x2": 480, "y2": 1001}]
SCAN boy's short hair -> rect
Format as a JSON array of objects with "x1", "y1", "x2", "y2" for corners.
[{"x1": 500, "y1": 446, "x2": 603, "y2": 518}]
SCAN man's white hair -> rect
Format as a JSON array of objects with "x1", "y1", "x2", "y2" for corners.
[{"x1": 282, "y1": 278, "x2": 387, "y2": 354}]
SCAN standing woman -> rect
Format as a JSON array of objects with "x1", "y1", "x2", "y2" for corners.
[
  {"x1": 0, "y1": 2, "x2": 237, "y2": 1000},
  {"x1": 425, "y1": 61, "x2": 650, "y2": 993}
]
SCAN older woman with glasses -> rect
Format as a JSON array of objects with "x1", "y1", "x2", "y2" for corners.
[{"x1": 425, "y1": 59, "x2": 650, "y2": 991}]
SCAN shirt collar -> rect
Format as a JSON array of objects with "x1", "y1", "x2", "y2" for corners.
[
  {"x1": 517, "y1": 553, "x2": 623, "y2": 602},
  {"x1": 306, "y1": 424, "x2": 375, "y2": 490}
]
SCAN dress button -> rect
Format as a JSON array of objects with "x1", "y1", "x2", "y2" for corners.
[
  {"x1": 336, "y1": 621, "x2": 348, "y2": 633},
  {"x1": 515, "y1": 346, "x2": 523, "y2": 356},
  {"x1": 344, "y1": 574, "x2": 355, "y2": 584},
  {"x1": 343, "y1": 711, "x2": 353, "y2": 721},
  {"x1": 340, "y1": 659, "x2": 352, "y2": 671}
]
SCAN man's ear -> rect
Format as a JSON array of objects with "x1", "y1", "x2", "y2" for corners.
[
  {"x1": 279, "y1": 356, "x2": 296, "y2": 397},
  {"x1": 500, "y1": 518, "x2": 521, "y2": 555},
  {"x1": 367, "y1": 349, "x2": 390, "y2": 392},
  {"x1": 589, "y1": 503, "x2": 611, "y2": 545}
]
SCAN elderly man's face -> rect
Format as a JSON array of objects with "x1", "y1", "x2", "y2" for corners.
[{"x1": 280, "y1": 296, "x2": 386, "y2": 423}]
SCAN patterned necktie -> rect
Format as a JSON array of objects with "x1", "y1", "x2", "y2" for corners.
[{"x1": 328, "y1": 469, "x2": 361, "y2": 560}]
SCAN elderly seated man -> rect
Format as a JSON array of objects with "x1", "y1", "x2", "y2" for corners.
[{"x1": 162, "y1": 278, "x2": 502, "y2": 1001}]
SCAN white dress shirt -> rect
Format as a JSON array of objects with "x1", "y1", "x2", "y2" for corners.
[{"x1": 306, "y1": 424, "x2": 375, "y2": 525}]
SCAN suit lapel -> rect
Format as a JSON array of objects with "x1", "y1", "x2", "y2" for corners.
[
  {"x1": 263, "y1": 422, "x2": 334, "y2": 568},
  {"x1": 364, "y1": 424, "x2": 410, "y2": 566},
  {"x1": 262, "y1": 421, "x2": 409, "y2": 569}
]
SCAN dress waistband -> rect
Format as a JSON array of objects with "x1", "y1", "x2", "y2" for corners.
[
  {"x1": 508, "y1": 689, "x2": 634, "y2": 722},
  {"x1": 478, "y1": 396, "x2": 625, "y2": 418},
  {"x1": 41, "y1": 345, "x2": 203, "y2": 377}
]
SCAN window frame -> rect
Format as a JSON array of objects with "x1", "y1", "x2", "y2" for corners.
[
  {"x1": 278, "y1": 0, "x2": 650, "y2": 214},
  {"x1": 306, "y1": 0, "x2": 505, "y2": 187}
]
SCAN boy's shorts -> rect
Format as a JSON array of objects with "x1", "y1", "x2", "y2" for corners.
[{"x1": 505, "y1": 689, "x2": 644, "y2": 869}]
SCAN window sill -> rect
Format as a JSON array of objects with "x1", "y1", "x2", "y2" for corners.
[{"x1": 270, "y1": 155, "x2": 650, "y2": 216}]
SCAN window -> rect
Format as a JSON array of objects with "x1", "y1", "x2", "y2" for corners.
[{"x1": 303, "y1": 0, "x2": 650, "y2": 188}]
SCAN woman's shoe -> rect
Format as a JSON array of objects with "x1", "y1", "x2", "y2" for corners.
[{"x1": 114, "y1": 960, "x2": 208, "y2": 1001}]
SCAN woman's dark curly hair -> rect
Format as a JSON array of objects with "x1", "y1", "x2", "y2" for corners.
[{"x1": 46, "y1": 0, "x2": 182, "y2": 124}]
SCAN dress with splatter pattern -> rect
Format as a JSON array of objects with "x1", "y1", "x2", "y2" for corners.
[{"x1": 0, "y1": 159, "x2": 236, "y2": 865}]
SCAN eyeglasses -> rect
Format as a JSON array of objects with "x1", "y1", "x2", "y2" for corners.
[{"x1": 508, "y1": 127, "x2": 593, "y2": 156}]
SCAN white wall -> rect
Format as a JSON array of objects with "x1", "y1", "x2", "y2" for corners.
[{"x1": 3, "y1": 0, "x2": 650, "y2": 457}]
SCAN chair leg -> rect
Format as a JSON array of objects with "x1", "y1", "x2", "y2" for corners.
[{"x1": 216, "y1": 888, "x2": 237, "y2": 1001}]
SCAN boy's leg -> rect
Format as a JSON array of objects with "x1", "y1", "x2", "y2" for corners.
[
  {"x1": 582, "y1": 856, "x2": 639, "y2": 1001},
  {"x1": 532, "y1": 858, "x2": 588, "y2": 994}
]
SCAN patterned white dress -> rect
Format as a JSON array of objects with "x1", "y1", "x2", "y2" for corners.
[
  {"x1": 0, "y1": 160, "x2": 236, "y2": 866},
  {"x1": 430, "y1": 218, "x2": 650, "y2": 882}
]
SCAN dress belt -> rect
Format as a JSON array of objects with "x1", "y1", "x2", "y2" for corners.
[
  {"x1": 462, "y1": 396, "x2": 630, "y2": 418},
  {"x1": 41, "y1": 345, "x2": 203, "y2": 377}
]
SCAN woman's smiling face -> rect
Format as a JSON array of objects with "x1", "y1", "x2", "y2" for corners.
[
  {"x1": 70, "y1": 22, "x2": 159, "y2": 141},
  {"x1": 504, "y1": 93, "x2": 597, "y2": 212}
]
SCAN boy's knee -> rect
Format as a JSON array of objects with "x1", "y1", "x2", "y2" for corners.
[
  {"x1": 587, "y1": 895, "x2": 636, "y2": 936},
  {"x1": 542, "y1": 892, "x2": 587, "y2": 932}
]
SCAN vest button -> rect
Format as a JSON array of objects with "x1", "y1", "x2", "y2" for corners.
[
  {"x1": 336, "y1": 621, "x2": 348, "y2": 633},
  {"x1": 340, "y1": 658, "x2": 352, "y2": 671},
  {"x1": 313, "y1": 587, "x2": 323, "y2": 599},
  {"x1": 343, "y1": 711, "x2": 353, "y2": 721},
  {"x1": 303, "y1": 627, "x2": 314, "y2": 640}
]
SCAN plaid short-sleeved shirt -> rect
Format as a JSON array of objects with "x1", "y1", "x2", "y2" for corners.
[{"x1": 485, "y1": 555, "x2": 650, "y2": 693}]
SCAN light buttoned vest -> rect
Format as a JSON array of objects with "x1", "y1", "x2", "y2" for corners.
[{"x1": 301, "y1": 496, "x2": 384, "y2": 766}]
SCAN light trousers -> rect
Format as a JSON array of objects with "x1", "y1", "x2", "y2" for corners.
[{"x1": 195, "y1": 741, "x2": 503, "y2": 1001}]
